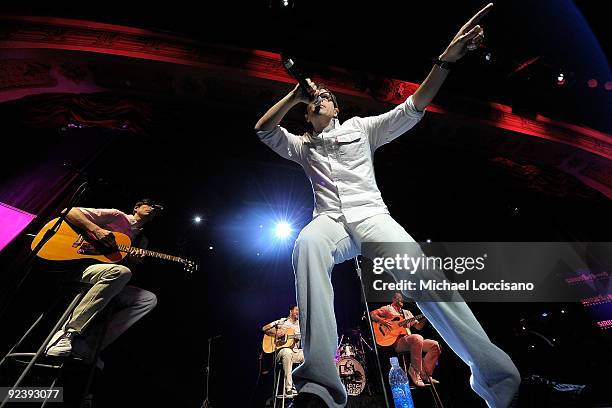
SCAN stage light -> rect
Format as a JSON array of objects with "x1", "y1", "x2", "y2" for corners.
[
  {"x1": 541, "y1": 312, "x2": 548, "y2": 317},
  {"x1": 605, "y1": 81, "x2": 612, "y2": 91},
  {"x1": 485, "y1": 52, "x2": 492, "y2": 62},
  {"x1": 209, "y1": 246, "x2": 214, "y2": 250},
  {"x1": 426, "y1": 239, "x2": 432, "y2": 243},
  {"x1": 194, "y1": 216, "x2": 202, "y2": 223},
  {"x1": 587, "y1": 79, "x2": 598, "y2": 88},
  {"x1": 560, "y1": 309, "x2": 566, "y2": 314},
  {"x1": 274, "y1": 222, "x2": 292, "y2": 239}
]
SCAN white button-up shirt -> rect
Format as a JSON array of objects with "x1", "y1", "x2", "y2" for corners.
[{"x1": 256, "y1": 95, "x2": 425, "y2": 223}]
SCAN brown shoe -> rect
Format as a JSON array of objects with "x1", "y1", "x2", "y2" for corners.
[{"x1": 408, "y1": 365, "x2": 426, "y2": 387}]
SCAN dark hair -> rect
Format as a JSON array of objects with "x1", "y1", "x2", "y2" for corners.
[
  {"x1": 133, "y1": 198, "x2": 157, "y2": 213},
  {"x1": 289, "y1": 304, "x2": 298, "y2": 312}
]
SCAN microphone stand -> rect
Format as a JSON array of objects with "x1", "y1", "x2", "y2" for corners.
[
  {"x1": 0, "y1": 175, "x2": 90, "y2": 319},
  {"x1": 201, "y1": 335, "x2": 220, "y2": 408},
  {"x1": 358, "y1": 331, "x2": 374, "y2": 395},
  {"x1": 270, "y1": 318, "x2": 286, "y2": 408},
  {"x1": 21, "y1": 179, "x2": 89, "y2": 276},
  {"x1": 354, "y1": 257, "x2": 390, "y2": 408},
  {"x1": 0, "y1": 177, "x2": 91, "y2": 402}
]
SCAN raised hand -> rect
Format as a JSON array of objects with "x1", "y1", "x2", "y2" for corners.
[
  {"x1": 290, "y1": 78, "x2": 318, "y2": 104},
  {"x1": 441, "y1": 3, "x2": 493, "y2": 62}
]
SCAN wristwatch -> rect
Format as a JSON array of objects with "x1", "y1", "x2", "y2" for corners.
[{"x1": 432, "y1": 58, "x2": 455, "y2": 70}]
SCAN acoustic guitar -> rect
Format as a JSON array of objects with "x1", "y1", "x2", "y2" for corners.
[
  {"x1": 262, "y1": 328, "x2": 300, "y2": 353},
  {"x1": 31, "y1": 217, "x2": 198, "y2": 273},
  {"x1": 373, "y1": 314, "x2": 425, "y2": 347}
]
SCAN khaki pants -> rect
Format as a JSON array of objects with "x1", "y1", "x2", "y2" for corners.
[
  {"x1": 276, "y1": 348, "x2": 304, "y2": 392},
  {"x1": 66, "y1": 263, "x2": 157, "y2": 350}
]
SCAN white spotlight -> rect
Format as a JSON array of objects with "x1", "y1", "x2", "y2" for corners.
[{"x1": 274, "y1": 222, "x2": 292, "y2": 239}]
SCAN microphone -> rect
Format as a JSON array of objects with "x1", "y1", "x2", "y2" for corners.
[{"x1": 282, "y1": 57, "x2": 321, "y2": 108}]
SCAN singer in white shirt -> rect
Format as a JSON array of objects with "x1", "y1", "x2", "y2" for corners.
[{"x1": 254, "y1": 4, "x2": 520, "y2": 408}]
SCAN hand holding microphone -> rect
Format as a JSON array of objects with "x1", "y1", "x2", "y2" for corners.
[{"x1": 283, "y1": 57, "x2": 321, "y2": 107}]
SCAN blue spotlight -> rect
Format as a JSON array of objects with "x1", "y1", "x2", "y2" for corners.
[{"x1": 274, "y1": 222, "x2": 292, "y2": 239}]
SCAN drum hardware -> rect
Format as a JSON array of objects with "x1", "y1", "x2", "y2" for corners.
[{"x1": 336, "y1": 357, "x2": 367, "y2": 397}]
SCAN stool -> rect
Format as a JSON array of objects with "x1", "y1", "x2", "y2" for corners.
[
  {"x1": 0, "y1": 282, "x2": 111, "y2": 408},
  {"x1": 273, "y1": 360, "x2": 299, "y2": 408},
  {"x1": 398, "y1": 352, "x2": 445, "y2": 408}
]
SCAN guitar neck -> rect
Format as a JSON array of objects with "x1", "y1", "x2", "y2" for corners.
[
  {"x1": 116, "y1": 244, "x2": 185, "y2": 264},
  {"x1": 399, "y1": 314, "x2": 425, "y2": 327}
]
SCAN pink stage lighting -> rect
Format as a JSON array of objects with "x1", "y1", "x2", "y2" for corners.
[{"x1": 0, "y1": 202, "x2": 36, "y2": 252}]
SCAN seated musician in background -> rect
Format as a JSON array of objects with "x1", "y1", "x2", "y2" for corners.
[
  {"x1": 370, "y1": 292, "x2": 441, "y2": 387},
  {"x1": 262, "y1": 305, "x2": 304, "y2": 396},
  {"x1": 45, "y1": 198, "x2": 160, "y2": 364}
]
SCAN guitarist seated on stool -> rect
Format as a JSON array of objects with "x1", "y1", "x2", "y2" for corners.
[
  {"x1": 262, "y1": 305, "x2": 304, "y2": 396},
  {"x1": 45, "y1": 198, "x2": 159, "y2": 364},
  {"x1": 370, "y1": 292, "x2": 441, "y2": 387}
]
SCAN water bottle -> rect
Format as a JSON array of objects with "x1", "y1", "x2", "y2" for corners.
[{"x1": 389, "y1": 357, "x2": 415, "y2": 408}]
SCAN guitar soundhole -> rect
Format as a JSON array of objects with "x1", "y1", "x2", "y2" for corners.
[{"x1": 77, "y1": 242, "x2": 102, "y2": 255}]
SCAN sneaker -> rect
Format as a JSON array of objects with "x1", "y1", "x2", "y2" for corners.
[
  {"x1": 45, "y1": 330, "x2": 77, "y2": 357},
  {"x1": 44, "y1": 330, "x2": 65, "y2": 353}
]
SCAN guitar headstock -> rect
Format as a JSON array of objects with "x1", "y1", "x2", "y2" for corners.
[{"x1": 181, "y1": 259, "x2": 199, "y2": 274}]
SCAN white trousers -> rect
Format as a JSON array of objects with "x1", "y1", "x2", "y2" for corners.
[
  {"x1": 276, "y1": 348, "x2": 304, "y2": 391},
  {"x1": 291, "y1": 214, "x2": 520, "y2": 408}
]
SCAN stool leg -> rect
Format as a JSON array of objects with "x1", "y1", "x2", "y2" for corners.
[
  {"x1": 281, "y1": 373, "x2": 286, "y2": 408},
  {"x1": 273, "y1": 367, "x2": 281, "y2": 408},
  {"x1": 428, "y1": 381, "x2": 445, "y2": 408},
  {"x1": 0, "y1": 291, "x2": 84, "y2": 408},
  {"x1": 40, "y1": 376, "x2": 59, "y2": 408},
  {"x1": 401, "y1": 354, "x2": 408, "y2": 377},
  {"x1": 0, "y1": 311, "x2": 45, "y2": 370},
  {"x1": 78, "y1": 303, "x2": 114, "y2": 408}
]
